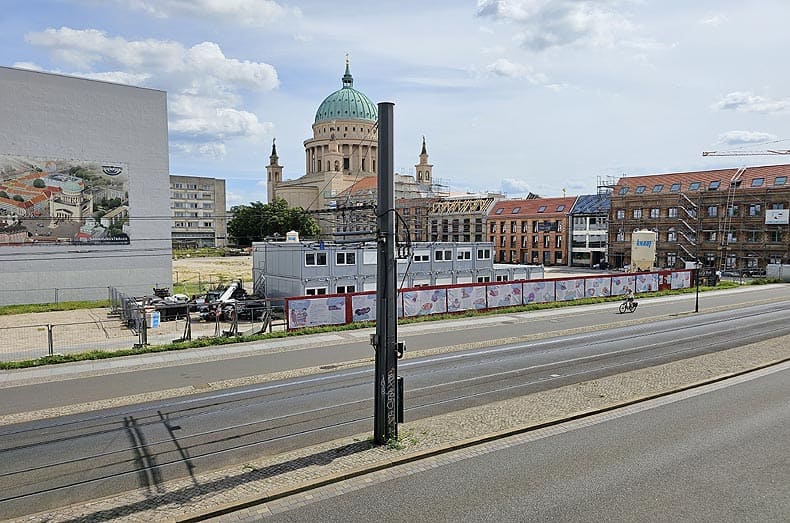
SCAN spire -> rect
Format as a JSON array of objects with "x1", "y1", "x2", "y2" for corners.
[
  {"x1": 342, "y1": 53, "x2": 353, "y2": 88},
  {"x1": 270, "y1": 138, "x2": 277, "y2": 157},
  {"x1": 421, "y1": 135, "x2": 427, "y2": 155}
]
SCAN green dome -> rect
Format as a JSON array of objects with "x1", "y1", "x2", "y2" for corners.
[
  {"x1": 314, "y1": 62, "x2": 377, "y2": 124},
  {"x1": 63, "y1": 181, "x2": 82, "y2": 193}
]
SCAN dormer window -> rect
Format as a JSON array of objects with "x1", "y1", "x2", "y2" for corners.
[
  {"x1": 556, "y1": 205, "x2": 565, "y2": 212},
  {"x1": 635, "y1": 185, "x2": 646, "y2": 194},
  {"x1": 751, "y1": 177, "x2": 764, "y2": 187},
  {"x1": 669, "y1": 183, "x2": 681, "y2": 192},
  {"x1": 537, "y1": 205, "x2": 546, "y2": 213},
  {"x1": 709, "y1": 180, "x2": 721, "y2": 190},
  {"x1": 619, "y1": 187, "x2": 629, "y2": 195},
  {"x1": 689, "y1": 182, "x2": 701, "y2": 191},
  {"x1": 511, "y1": 207, "x2": 520, "y2": 214},
  {"x1": 495, "y1": 208, "x2": 504, "y2": 215},
  {"x1": 652, "y1": 185, "x2": 663, "y2": 193}
]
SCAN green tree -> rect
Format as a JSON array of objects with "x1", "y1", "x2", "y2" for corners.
[
  {"x1": 33, "y1": 178, "x2": 46, "y2": 188},
  {"x1": 228, "y1": 198, "x2": 319, "y2": 246},
  {"x1": 0, "y1": 191, "x2": 8, "y2": 199},
  {"x1": 12, "y1": 195, "x2": 24, "y2": 202}
]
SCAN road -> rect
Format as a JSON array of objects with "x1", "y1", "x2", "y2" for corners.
[
  {"x1": 0, "y1": 286, "x2": 788, "y2": 518},
  {"x1": 262, "y1": 361, "x2": 790, "y2": 522}
]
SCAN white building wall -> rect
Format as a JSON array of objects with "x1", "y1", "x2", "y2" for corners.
[{"x1": 0, "y1": 67, "x2": 171, "y2": 305}]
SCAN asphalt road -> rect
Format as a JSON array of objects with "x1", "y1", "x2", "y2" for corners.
[
  {"x1": 1, "y1": 289, "x2": 788, "y2": 518},
  {"x1": 264, "y1": 362, "x2": 790, "y2": 523}
]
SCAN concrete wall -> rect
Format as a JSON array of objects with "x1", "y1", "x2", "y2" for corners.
[{"x1": 0, "y1": 67, "x2": 171, "y2": 305}]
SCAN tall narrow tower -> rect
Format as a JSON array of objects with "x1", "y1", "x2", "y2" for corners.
[
  {"x1": 266, "y1": 138, "x2": 283, "y2": 203},
  {"x1": 415, "y1": 136, "x2": 433, "y2": 186}
]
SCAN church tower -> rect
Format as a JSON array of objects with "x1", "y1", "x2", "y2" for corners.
[
  {"x1": 415, "y1": 136, "x2": 433, "y2": 186},
  {"x1": 266, "y1": 138, "x2": 283, "y2": 203}
]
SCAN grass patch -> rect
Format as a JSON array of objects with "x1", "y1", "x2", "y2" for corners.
[
  {"x1": 173, "y1": 247, "x2": 226, "y2": 258},
  {"x1": 0, "y1": 300, "x2": 109, "y2": 316}
]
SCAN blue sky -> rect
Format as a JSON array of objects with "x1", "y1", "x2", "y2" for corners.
[{"x1": 3, "y1": 0, "x2": 790, "y2": 207}]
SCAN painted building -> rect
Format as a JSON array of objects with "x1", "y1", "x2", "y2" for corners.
[
  {"x1": 252, "y1": 241, "x2": 544, "y2": 299},
  {"x1": 0, "y1": 67, "x2": 171, "y2": 305}
]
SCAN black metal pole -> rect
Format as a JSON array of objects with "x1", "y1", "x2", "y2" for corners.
[{"x1": 374, "y1": 101, "x2": 398, "y2": 444}]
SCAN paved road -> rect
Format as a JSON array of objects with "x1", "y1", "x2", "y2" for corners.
[
  {"x1": 260, "y1": 362, "x2": 790, "y2": 522},
  {"x1": 1, "y1": 296, "x2": 788, "y2": 518},
  {"x1": 1, "y1": 285, "x2": 788, "y2": 415}
]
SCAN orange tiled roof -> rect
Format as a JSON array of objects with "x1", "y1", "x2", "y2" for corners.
[
  {"x1": 613, "y1": 163, "x2": 790, "y2": 195},
  {"x1": 487, "y1": 196, "x2": 577, "y2": 219},
  {"x1": 338, "y1": 177, "x2": 377, "y2": 198}
]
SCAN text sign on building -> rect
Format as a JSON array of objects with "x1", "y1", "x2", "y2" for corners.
[{"x1": 766, "y1": 209, "x2": 789, "y2": 225}]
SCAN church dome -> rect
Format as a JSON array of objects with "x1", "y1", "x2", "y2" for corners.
[{"x1": 314, "y1": 61, "x2": 377, "y2": 124}]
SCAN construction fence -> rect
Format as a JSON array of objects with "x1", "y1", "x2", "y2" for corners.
[{"x1": 285, "y1": 269, "x2": 694, "y2": 330}]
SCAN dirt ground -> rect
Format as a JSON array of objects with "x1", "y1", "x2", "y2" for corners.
[{"x1": 172, "y1": 255, "x2": 253, "y2": 288}]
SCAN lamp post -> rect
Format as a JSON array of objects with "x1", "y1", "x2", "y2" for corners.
[{"x1": 694, "y1": 261, "x2": 700, "y2": 313}]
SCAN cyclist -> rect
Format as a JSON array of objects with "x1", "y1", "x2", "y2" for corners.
[{"x1": 625, "y1": 288, "x2": 635, "y2": 304}]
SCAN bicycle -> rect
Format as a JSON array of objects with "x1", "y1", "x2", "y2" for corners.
[{"x1": 619, "y1": 299, "x2": 638, "y2": 314}]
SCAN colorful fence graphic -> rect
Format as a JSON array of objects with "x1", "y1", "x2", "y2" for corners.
[{"x1": 285, "y1": 269, "x2": 693, "y2": 330}]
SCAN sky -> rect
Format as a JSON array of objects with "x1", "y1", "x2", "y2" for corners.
[{"x1": 3, "y1": 0, "x2": 790, "y2": 207}]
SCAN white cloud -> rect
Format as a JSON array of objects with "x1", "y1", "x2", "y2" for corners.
[
  {"x1": 501, "y1": 177, "x2": 534, "y2": 195},
  {"x1": 225, "y1": 190, "x2": 248, "y2": 207},
  {"x1": 103, "y1": 0, "x2": 296, "y2": 27},
  {"x1": 11, "y1": 61, "x2": 43, "y2": 71},
  {"x1": 712, "y1": 91, "x2": 790, "y2": 114},
  {"x1": 476, "y1": 0, "x2": 643, "y2": 52},
  {"x1": 717, "y1": 130, "x2": 777, "y2": 146},
  {"x1": 700, "y1": 14, "x2": 727, "y2": 27},
  {"x1": 487, "y1": 58, "x2": 549, "y2": 85},
  {"x1": 25, "y1": 27, "x2": 279, "y2": 157}
]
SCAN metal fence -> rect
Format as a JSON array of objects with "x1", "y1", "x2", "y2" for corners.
[{"x1": 0, "y1": 289, "x2": 285, "y2": 363}]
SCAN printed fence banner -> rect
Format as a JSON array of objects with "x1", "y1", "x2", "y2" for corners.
[
  {"x1": 523, "y1": 280, "x2": 554, "y2": 304},
  {"x1": 447, "y1": 285, "x2": 487, "y2": 313},
  {"x1": 635, "y1": 273, "x2": 659, "y2": 293},
  {"x1": 402, "y1": 288, "x2": 447, "y2": 317},
  {"x1": 486, "y1": 283, "x2": 523, "y2": 308},
  {"x1": 584, "y1": 277, "x2": 611, "y2": 298},
  {"x1": 351, "y1": 293, "x2": 376, "y2": 323},
  {"x1": 671, "y1": 270, "x2": 692, "y2": 290},
  {"x1": 556, "y1": 278, "x2": 585, "y2": 301},
  {"x1": 610, "y1": 274, "x2": 635, "y2": 296},
  {"x1": 287, "y1": 296, "x2": 346, "y2": 329}
]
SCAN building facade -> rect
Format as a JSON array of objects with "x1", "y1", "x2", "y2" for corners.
[
  {"x1": 569, "y1": 193, "x2": 610, "y2": 267},
  {"x1": 0, "y1": 67, "x2": 171, "y2": 305},
  {"x1": 170, "y1": 175, "x2": 227, "y2": 248},
  {"x1": 252, "y1": 241, "x2": 544, "y2": 299},
  {"x1": 429, "y1": 193, "x2": 505, "y2": 244},
  {"x1": 608, "y1": 164, "x2": 790, "y2": 271},
  {"x1": 487, "y1": 197, "x2": 577, "y2": 265}
]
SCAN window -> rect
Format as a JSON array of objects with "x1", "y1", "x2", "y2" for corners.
[
  {"x1": 305, "y1": 287, "x2": 327, "y2": 296},
  {"x1": 336, "y1": 252, "x2": 356, "y2": 265},
  {"x1": 771, "y1": 203, "x2": 786, "y2": 210},
  {"x1": 749, "y1": 204, "x2": 762, "y2": 216},
  {"x1": 746, "y1": 230, "x2": 760, "y2": 243},
  {"x1": 670, "y1": 183, "x2": 681, "y2": 192},
  {"x1": 619, "y1": 187, "x2": 629, "y2": 195},
  {"x1": 635, "y1": 185, "x2": 646, "y2": 194},
  {"x1": 413, "y1": 251, "x2": 430, "y2": 262},
  {"x1": 537, "y1": 205, "x2": 546, "y2": 213},
  {"x1": 770, "y1": 230, "x2": 783, "y2": 242},
  {"x1": 650, "y1": 208, "x2": 660, "y2": 218},
  {"x1": 633, "y1": 209, "x2": 643, "y2": 219},
  {"x1": 305, "y1": 252, "x2": 327, "y2": 266},
  {"x1": 555, "y1": 236, "x2": 562, "y2": 248},
  {"x1": 705, "y1": 231, "x2": 717, "y2": 242},
  {"x1": 477, "y1": 248, "x2": 491, "y2": 260},
  {"x1": 667, "y1": 253, "x2": 677, "y2": 266},
  {"x1": 336, "y1": 285, "x2": 356, "y2": 294},
  {"x1": 543, "y1": 236, "x2": 550, "y2": 248},
  {"x1": 689, "y1": 182, "x2": 701, "y2": 191},
  {"x1": 707, "y1": 206, "x2": 718, "y2": 217},
  {"x1": 477, "y1": 276, "x2": 491, "y2": 283},
  {"x1": 490, "y1": 223, "x2": 496, "y2": 233},
  {"x1": 652, "y1": 185, "x2": 664, "y2": 193},
  {"x1": 434, "y1": 249, "x2": 452, "y2": 261},
  {"x1": 616, "y1": 229, "x2": 625, "y2": 242},
  {"x1": 751, "y1": 177, "x2": 764, "y2": 187},
  {"x1": 774, "y1": 176, "x2": 787, "y2": 186},
  {"x1": 511, "y1": 207, "x2": 520, "y2": 214},
  {"x1": 495, "y1": 208, "x2": 504, "y2": 215},
  {"x1": 511, "y1": 221, "x2": 517, "y2": 233},
  {"x1": 556, "y1": 205, "x2": 565, "y2": 212},
  {"x1": 708, "y1": 180, "x2": 721, "y2": 190},
  {"x1": 495, "y1": 275, "x2": 509, "y2": 282},
  {"x1": 667, "y1": 230, "x2": 677, "y2": 242},
  {"x1": 457, "y1": 248, "x2": 472, "y2": 260},
  {"x1": 616, "y1": 209, "x2": 625, "y2": 219}
]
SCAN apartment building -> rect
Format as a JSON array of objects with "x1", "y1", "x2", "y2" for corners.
[
  {"x1": 487, "y1": 197, "x2": 577, "y2": 265},
  {"x1": 608, "y1": 164, "x2": 790, "y2": 271},
  {"x1": 569, "y1": 194, "x2": 610, "y2": 267},
  {"x1": 170, "y1": 175, "x2": 227, "y2": 248}
]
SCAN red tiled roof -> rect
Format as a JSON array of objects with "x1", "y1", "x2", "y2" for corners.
[
  {"x1": 613, "y1": 163, "x2": 790, "y2": 195},
  {"x1": 338, "y1": 177, "x2": 377, "y2": 198},
  {"x1": 487, "y1": 196, "x2": 577, "y2": 219}
]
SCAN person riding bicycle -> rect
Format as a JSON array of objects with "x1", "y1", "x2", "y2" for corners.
[{"x1": 625, "y1": 288, "x2": 635, "y2": 304}]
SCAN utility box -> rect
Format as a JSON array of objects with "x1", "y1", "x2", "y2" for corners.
[
  {"x1": 630, "y1": 230, "x2": 657, "y2": 272},
  {"x1": 145, "y1": 311, "x2": 160, "y2": 328}
]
